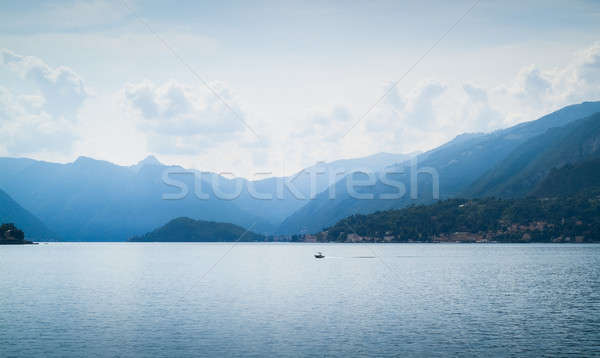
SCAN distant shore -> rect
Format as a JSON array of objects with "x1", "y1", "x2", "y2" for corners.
[
  {"x1": 0, "y1": 239, "x2": 36, "y2": 245},
  {"x1": 28, "y1": 240, "x2": 599, "y2": 244}
]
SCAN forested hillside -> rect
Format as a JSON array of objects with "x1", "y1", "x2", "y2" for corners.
[
  {"x1": 129, "y1": 217, "x2": 266, "y2": 242},
  {"x1": 464, "y1": 112, "x2": 600, "y2": 198},
  {"x1": 322, "y1": 194, "x2": 600, "y2": 243},
  {"x1": 280, "y1": 101, "x2": 600, "y2": 234}
]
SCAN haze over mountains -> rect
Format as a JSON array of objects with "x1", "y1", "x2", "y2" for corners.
[
  {"x1": 1, "y1": 101, "x2": 599, "y2": 240},
  {"x1": 0, "y1": 150, "x2": 413, "y2": 240},
  {"x1": 0, "y1": 188, "x2": 53, "y2": 240},
  {"x1": 279, "y1": 101, "x2": 600, "y2": 233},
  {"x1": 463, "y1": 111, "x2": 600, "y2": 198}
]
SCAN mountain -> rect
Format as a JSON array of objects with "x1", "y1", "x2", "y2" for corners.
[
  {"x1": 464, "y1": 112, "x2": 600, "y2": 198},
  {"x1": 2, "y1": 102, "x2": 598, "y2": 240},
  {"x1": 0, "y1": 188, "x2": 54, "y2": 240},
  {"x1": 530, "y1": 158, "x2": 600, "y2": 197},
  {"x1": 278, "y1": 101, "x2": 600, "y2": 234},
  {"x1": 229, "y1": 151, "x2": 416, "y2": 225},
  {"x1": 302, "y1": 152, "x2": 418, "y2": 174},
  {"x1": 0, "y1": 156, "x2": 273, "y2": 241},
  {"x1": 320, "y1": 195, "x2": 600, "y2": 243},
  {"x1": 129, "y1": 217, "x2": 265, "y2": 242},
  {"x1": 0, "y1": 151, "x2": 412, "y2": 241},
  {"x1": 277, "y1": 169, "x2": 439, "y2": 234},
  {"x1": 130, "y1": 155, "x2": 163, "y2": 173}
]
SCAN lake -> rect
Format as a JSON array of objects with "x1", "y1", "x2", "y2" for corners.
[{"x1": 1, "y1": 243, "x2": 599, "y2": 357}]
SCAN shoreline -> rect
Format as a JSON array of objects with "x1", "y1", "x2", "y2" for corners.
[
  {"x1": 0, "y1": 240, "x2": 37, "y2": 245},
  {"x1": 26, "y1": 241, "x2": 600, "y2": 244}
]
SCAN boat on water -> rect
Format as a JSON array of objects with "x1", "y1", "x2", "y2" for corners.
[{"x1": 314, "y1": 252, "x2": 325, "y2": 259}]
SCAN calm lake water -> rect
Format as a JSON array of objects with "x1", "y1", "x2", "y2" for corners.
[{"x1": 1, "y1": 243, "x2": 599, "y2": 357}]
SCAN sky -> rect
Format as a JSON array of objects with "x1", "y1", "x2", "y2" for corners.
[{"x1": 1, "y1": 0, "x2": 600, "y2": 178}]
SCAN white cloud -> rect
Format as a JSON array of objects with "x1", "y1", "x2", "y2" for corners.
[
  {"x1": 0, "y1": 86, "x2": 77, "y2": 156},
  {"x1": 402, "y1": 81, "x2": 447, "y2": 128},
  {"x1": 1, "y1": 48, "x2": 89, "y2": 120},
  {"x1": 292, "y1": 106, "x2": 353, "y2": 146},
  {"x1": 565, "y1": 42, "x2": 600, "y2": 101},
  {"x1": 365, "y1": 80, "x2": 448, "y2": 137},
  {"x1": 463, "y1": 84, "x2": 488, "y2": 103},
  {"x1": 488, "y1": 42, "x2": 600, "y2": 126},
  {"x1": 0, "y1": 49, "x2": 88, "y2": 156},
  {"x1": 461, "y1": 84, "x2": 504, "y2": 132},
  {"x1": 362, "y1": 42, "x2": 600, "y2": 156},
  {"x1": 1, "y1": 36, "x2": 599, "y2": 177},
  {"x1": 122, "y1": 80, "x2": 248, "y2": 154},
  {"x1": 512, "y1": 65, "x2": 552, "y2": 102}
]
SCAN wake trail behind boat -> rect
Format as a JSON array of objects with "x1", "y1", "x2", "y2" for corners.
[{"x1": 316, "y1": 256, "x2": 376, "y2": 259}]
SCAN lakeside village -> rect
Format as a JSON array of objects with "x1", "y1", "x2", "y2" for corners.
[{"x1": 269, "y1": 220, "x2": 592, "y2": 244}]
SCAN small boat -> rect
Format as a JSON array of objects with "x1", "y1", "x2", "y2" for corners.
[{"x1": 314, "y1": 252, "x2": 325, "y2": 259}]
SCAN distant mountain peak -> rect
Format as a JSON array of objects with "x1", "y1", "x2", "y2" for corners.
[
  {"x1": 72, "y1": 156, "x2": 115, "y2": 167},
  {"x1": 74, "y1": 155, "x2": 95, "y2": 163},
  {"x1": 138, "y1": 155, "x2": 162, "y2": 166},
  {"x1": 301, "y1": 151, "x2": 417, "y2": 175},
  {"x1": 130, "y1": 155, "x2": 163, "y2": 173}
]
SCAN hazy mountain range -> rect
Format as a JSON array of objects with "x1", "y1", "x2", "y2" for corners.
[
  {"x1": 0, "y1": 150, "x2": 413, "y2": 240},
  {"x1": 463, "y1": 111, "x2": 600, "y2": 198},
  {"x1": 279, "y1": 101, "x2": 600, "y2": 233},
  {"x1": 1, "y1": 101, "x2": 599, "y2": 240},
  {"x1": 0, "y1": 188, "x2": 53, "y2": 240}
]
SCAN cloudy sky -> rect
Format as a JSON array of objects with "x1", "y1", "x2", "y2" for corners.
[{"x1": 1, "y1": 0, "x2": 600, "y2": 177}]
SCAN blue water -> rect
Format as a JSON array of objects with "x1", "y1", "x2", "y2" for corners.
[{"x1": 1, "y1": 243, "x2": 600, "y2": 357}]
